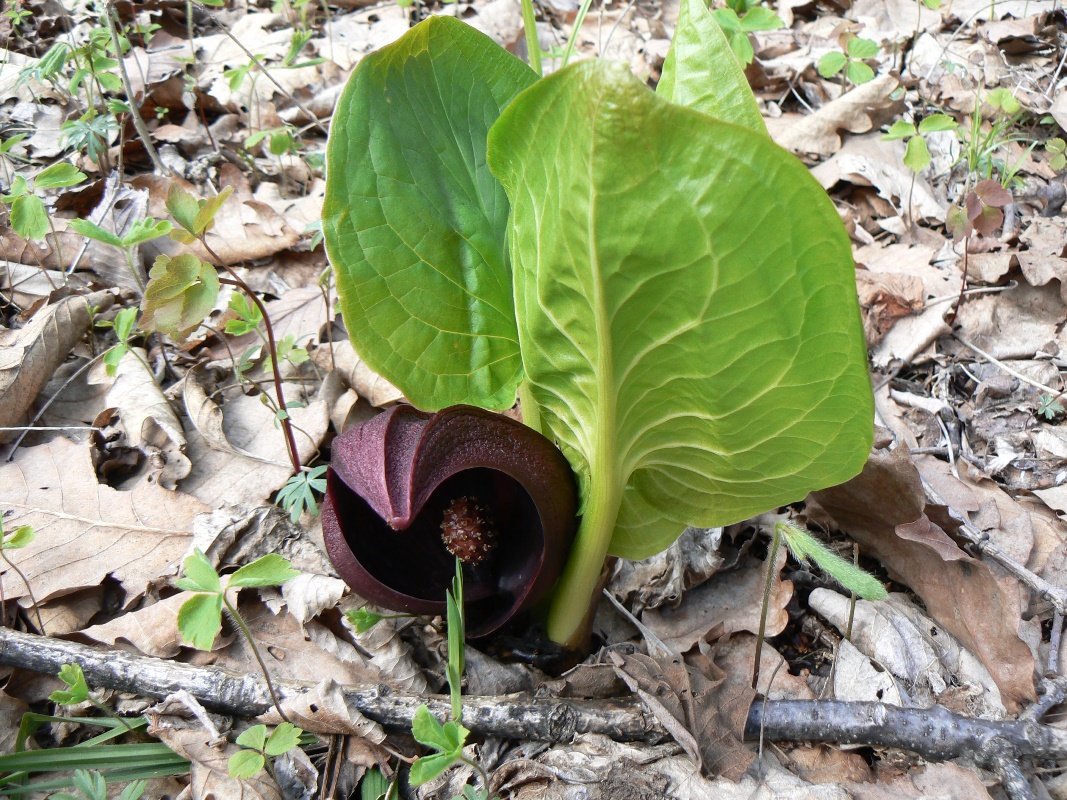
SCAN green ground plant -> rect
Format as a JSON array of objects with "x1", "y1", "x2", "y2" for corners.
[
  {"x1": 1, "y1": 162, "x2": 86, "y2": 270},
  {"x1": 175, "y1": 550, "x2": 299, "y2": 721},
  {"x1": 0, "y1": 517, "x2": 44, "y2": 634},
  {"x1": 818, "y1": 33, "x2": 879, "y2": 88},
  {"x1": 882, "y1": 112, "x2": 958, "y2": 227},
  {"x1": 323, "y1": 0, "x2": 873, "y2": 649},
  {"x1": 711, "y1": 0, "x2": 785, "y2": 65},
  {"x1": 227, "y1": 722, "x2": 304, "y2": 783}
]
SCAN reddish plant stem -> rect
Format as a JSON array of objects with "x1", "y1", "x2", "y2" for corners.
[{"x1": 213, "y1": 257, "x2": 300, "y2": 476}]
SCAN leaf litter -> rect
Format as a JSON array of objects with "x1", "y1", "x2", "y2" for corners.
[{"x1": 0, "y1": 0, "x2": 1066, "y2": 795}]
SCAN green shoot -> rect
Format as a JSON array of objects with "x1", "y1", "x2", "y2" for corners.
[
  {"x1": 818, "y1": 36, "x2": 879, "y2": 88},
  {"x1": 360, "y1": 767, "x2": 399, "y2": 800},
  {"x1": 881, "y1": 113, "x2": 957, "y2": 227},
  {"x1": 176, "y1": 550, "x2": 299, "y2": 721},
  {"x1": 446, "y1": 559, "x2": 465, "y2": 722},
  {"x1": 276, "y1": 466, "x2": 328, "y2": 522},
  {"x1": 344, "y1": 607, "x2": 416, "y2": 633},
  {"x1": 50, "y1": 663, "x2": 134, "y2": 732},
  {"x1": 409, "y1": 705, "x2": 470, "y2": 786},
  {"x1": 0, "y1": 516, "x2": 44, "y2": 635},
  {"x1": 1038, "y1": 395, "x2": 1064, "y2": 421},
  {"x1": 711, "y1": 0, "x2": 785, "y2": 65},
  {"x1": 227, "y1": 722, "x2": 303, "y2": 783},
  {"x1": 775, "y1": 522, "x2": 888, "y2": 601},
  {"x1": 48, "y1": 769, "x2": 146, "y2": 800}
]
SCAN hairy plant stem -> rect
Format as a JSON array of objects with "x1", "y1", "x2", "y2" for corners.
[
  {"x1": 752, "y1": 524, "x2": 783, "y2": 690},
  {"x1": 0, "y1": 550, "x2": 45, "y2": 636},
  {"x1": 211, "y1": 255, "x2": 301, "y2": 476},
  {"x1": 519, "y1": 0, "x2": 542, "y2": 75},
  {"x1": 221, "y1": 594, "x2": 291, "y2": 723},
  {"x1": 104, "y1": 3, "x2": 168, "y2": 175}
]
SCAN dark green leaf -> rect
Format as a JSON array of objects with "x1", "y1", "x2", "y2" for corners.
[{"x1": 324, "y1": 17, "x2": 537, "y2": 410}]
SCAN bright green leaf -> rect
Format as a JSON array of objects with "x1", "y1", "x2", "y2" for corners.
[
  {"x1": 228, "y1": 553, "x2": 299, "y2": 588},
  {"x1": 845, "y1": 60, "x2": 875, "y2": 85},
  {"x1": 10, "y1": 194, "x2": 48, "y2": 240},
  {"x1": 68, "y1": 218, "x2": 124, "y2": 247},
  {"x1": 903, "y1": 135, "x2": 931, "y2": 173},
  {"x1": 917, "y1": 113, "x2": 957, "y2": 134},
  {"x1": 411, "y1": 705, "x2": 466, "y2": 753},
  {"x1": 103, "y1": 344, "x2": 128, "y2": 377},
  {"x1": 3, "y1": 524, "x2": 35, "y2": 549},
  {"x1": 34, "y1": 162, "x2": 87, "y2": 190},
  {"x1": 177, "y1": 592, "x2": 223, "y2": 650},
  {"x1": 165, "y1": 184, "x2": 201, "y2": 238},
  {"x1": 264, "y1": 722, "x2": 302, "y2": 756},
  {"x1": 985, "y1": 87, "x2": 1020, "y2": 114},
  {"x1": 817, "y1": 51, "x2": 847, "y2": 78},
  {"x1": 881, "y1": 120, "x2": 917, "y2": 140},
  {"x1": 176, "y1": 548, "x2": 222, "y2": 593},
  {"x1": 737, "y1": 5, "x2": 784, "y2": 32},
  {"x1": 846, "y1": 37, "x2": 879, "y2": 59},
  {"x1": 324, "y1": 17, "x2": 536, "y2": 411},
  {"x1": 113, "y1": 307, "x2": 138, "y2": 342},
  {"x1": 2, "y1": 174, "x2": 29, "y2": 201},
  {"x1": 408, "y1": 752, "x2": 459, "y2": 786},
  {"x1": 657, "y1": 0, "x2": 766, "y2": 133},
  {"x1": 236, "y1": 724, "x2": 268, "y2": 751},
  {"x1": 346, "y1": 608, "x2": 384, "y2": 633},
  {"x1": 227, "y1": 749, "x2": 266, "y2": 779},
  {"x1": 123, "y1": 217, "x2": 173, "y2": 246},
  {"x1": 50, "y1": 663, "x2": 90, "y2": 705},
  {"x1": 487, "y1": 58, "x2": 872, "y2": 585},
  {"x1": 139, "y1": 253, "x2": 220, "y2": 340},
  {"x1": 193, "y1": 186, "x2": 234, "y2": 236}
]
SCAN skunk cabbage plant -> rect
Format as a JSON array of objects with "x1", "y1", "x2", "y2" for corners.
[
  {"x1": 323, "y1": 0, "x2": 874, "y2": 647},
  {"x1": 322, "y1": 405, "x2": 578, "y2": 636}
]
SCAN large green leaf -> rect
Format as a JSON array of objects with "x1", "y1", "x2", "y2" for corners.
[
  {"x1": 323, "y1": 17, "x2": 537, "y2": 410},
  {"x1": 657, "y1": 0, "x2": 765, "y2": 133},
  {"x1": 488, "y1": 60, "x2": 872, "y2": 561}
]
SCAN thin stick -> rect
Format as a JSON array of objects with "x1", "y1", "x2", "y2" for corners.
[
  {"x1": 221, "y1": 595, "x2": 290, "y2": 723},
  {"x1": 752, "y1": 525, "x2": 783, "y2": 690},
  {"x1": 0, "y1": 550, "x2": 45, "y2": 636},
  {"x1": 952, "y1": 332, "x2": 1064, "y2": 397},
  {"x1": 213, "y1": 264, "x2": 300, "y2": 476},
  {"x1": 105, "y1": 4, "x2": 169, "y2": 175}
]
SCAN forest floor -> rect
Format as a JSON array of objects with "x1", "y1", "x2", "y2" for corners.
[{"x1": 1, "y1": 0, "x2": 1067, "y2": 797}]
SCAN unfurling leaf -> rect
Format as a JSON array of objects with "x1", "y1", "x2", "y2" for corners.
[
  {"x1": 50, "y1": 662, "x2": 90, "y2": 705},
  {"x1": 775, "y1": 521, "x2": 887, "y2": 600}
]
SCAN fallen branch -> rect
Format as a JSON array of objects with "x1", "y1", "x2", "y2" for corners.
[{"x1": 1, "y1": 626, "x2": 1065, "y2": 784}]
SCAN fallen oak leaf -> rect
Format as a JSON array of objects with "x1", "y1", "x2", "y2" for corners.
[
  {"x1": 0, "y1": 290, "x2": 114, "y2": 433},
  {"x1": 0, "y1": 437, "x2": 206, "y2": 607},
  {"x1": 809, "y1": 439, "x2": 1036, "y2": 711}
]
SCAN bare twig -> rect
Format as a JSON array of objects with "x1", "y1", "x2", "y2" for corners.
[{"x1": 3, "y1": 625, "x2": 1067, "y2": 784}]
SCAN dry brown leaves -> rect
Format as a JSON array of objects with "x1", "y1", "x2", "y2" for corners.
[
  {"x1": 811, "y1": 439, "x2": 1036, "y2": 711},
  {"x1": 0, "y1": 437, "x2": 206, "y2": 607}
]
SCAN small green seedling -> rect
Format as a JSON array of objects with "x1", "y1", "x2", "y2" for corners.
[
  {"x1": 882, "y1": 113, "x2": 958, "y2": 227},
  {"x1": 1, "y1": 162, "x2": 86, "y2": 244},
  {"x1": 753, "y1": 521, "x2": 886, "y2": 688},
  {"x1": 406, "y1": 562, "x2": 496, "y2": 798},
  {"x1": 711, "y1": 0, "x2": 784, "y2": 65},
  {"x1": 1038, "y1": 395, "x2": 1064, "y2": 421},
  {"x1": 51, "y1": 769, "x2": 146, "y2": 800},
  {"x1": 176, "y1": 550, "x2": 299, "y2": 720},
  {"x1": 50, "y1": 663, "x2": 135, "y2": 731},
  {"x1": 276, "y1": 466, "x2": 328, "y2": 522},
  {"x1": 69, "y1": 216, "x2": 172, "y2": 294},
  {"x1": 61, "y1": 112, "x2": 119, "y2": 169},
  {"x1": 344, "y1": 607, "x2": 417, "y2": 633},
  {"x1": 94, "y1": 307, "x2": 140, "y2": 377},
  {"x1": 0, "y1": 516, "x2": 44, "y2": 635},
  {"x1": 227, "y1": 722, "x2": 303, "y2": 781},
  {"x1": 1046, "y1": 138, "x2": 1066, "y2": 171},
  {"x1": 818, "y1": 35, "x2": 879, "y2": 87}
]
